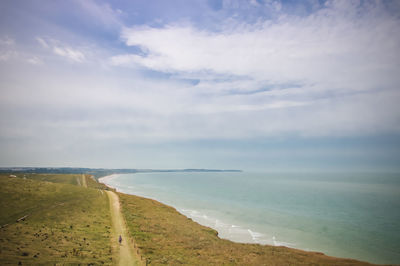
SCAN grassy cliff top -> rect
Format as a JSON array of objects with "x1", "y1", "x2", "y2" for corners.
[{"x1": 0, "y1": 174, "x2": 112, "y2": 265}]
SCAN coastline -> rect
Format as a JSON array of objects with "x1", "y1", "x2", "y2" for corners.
[
  {"x1": 98, "y1": 174, "x2": 272, "y2": 244},
  {"x1": 100, "y1": 174, "x2": 342, "y2": 256},
  {"x1": 97, "y1": 172, "x2": 400, "y2": 265},
  {"x1": 99, "y1": 174, "x2": 272, "y2": 244},
  {"x1": 98, "y1": 174, "x2": 119, "y2": 185},
  {"x1": 99, "y1": 174, "x2": 370, "y2": 265}
]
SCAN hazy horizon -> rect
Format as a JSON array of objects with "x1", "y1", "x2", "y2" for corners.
[{"x1": 1, "y1": 0, "x2": 400, "y2": 172}]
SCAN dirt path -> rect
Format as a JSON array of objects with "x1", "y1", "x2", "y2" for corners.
[
  {"x1": 81, "y1": 174, "x2": 87, "y2": 188},
  {"x1": 106, "y1": 191, "x2": 142, "y2": 266}
]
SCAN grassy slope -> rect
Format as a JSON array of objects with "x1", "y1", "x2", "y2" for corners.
[
  {"x1": 19, "y1": 173, "x2": 80, "y2": 185},
  {"x1": 119, "y1": 193, "x2": 372, "y2": 266},
  {"x1": 0, "y1": 174, "x2": 112, "y2": 265},
  {"x1": 86, "y1": 174, "x2": 112, "y2": 190}
]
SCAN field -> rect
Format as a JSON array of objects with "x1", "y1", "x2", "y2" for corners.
[{"x1": 0, "y1": 174, "x2": 112, "y2": 265}]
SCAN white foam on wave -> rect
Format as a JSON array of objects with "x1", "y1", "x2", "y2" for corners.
[
  {"x1": 271, "y1": 235, "x2": 295, "y2": 247},
  {"x1": 248, "y1": 229, "x2": 264, "y2": 241},
  {"x1": 178, "y1": 208, "x2": 284, "y2": 246}
]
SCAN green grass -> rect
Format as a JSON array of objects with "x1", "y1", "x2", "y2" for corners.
[
  {"x1": 85, "y1": 174, "x2": 112, "y2": 190},
  {"x1": 119, "y1": 193, "x2": 372, "y2": 266},
  {"x1": 15, "y1": 173, "x2": 81, "y2": 185},
  {"x1": 0, "y1": 174, "x2": 113, "y2": 265}
]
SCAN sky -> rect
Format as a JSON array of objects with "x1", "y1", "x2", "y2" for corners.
[{"x1": 0, "y1": 0, "x2": 400, "y2": 172}]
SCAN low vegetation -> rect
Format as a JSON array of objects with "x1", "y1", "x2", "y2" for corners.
[
  {"x1": 119, "y1": 193, "x2": 371, "y2": 265},
  {"x1": 17, "y1": 173, "x2": 80, "y2": 185},
  {"x1": 0, "y1": 174, "x2": 112, "y2": 265},
  {"x1": 86, "y1": 174, "x2": 112, "y2": 190}
]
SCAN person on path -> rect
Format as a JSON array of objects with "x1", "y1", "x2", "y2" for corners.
[{"x1": 119, "y1": 235, "x2": 122, "y2": 245}]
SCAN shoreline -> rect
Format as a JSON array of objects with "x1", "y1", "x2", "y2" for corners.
[
  {"x1": 99, "y1": 174, "x2": 314, "y2": 251},
  {"x1": 98, "y1": 174, "x2": 118, "y2": 185},
  {"x1": 98, "y1": 174, "x2": 272, "y2": 244},
  {"x1": 98, "y1": 173, "x2": 392, "y2": 265}
]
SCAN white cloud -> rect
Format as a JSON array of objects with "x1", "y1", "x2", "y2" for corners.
[
  {"x1": 35, "y1": 36, "x2": 87, "y2": 63},
  {"x1": 101, "y1": 0, "x2": 400, "y2": 139},
  {"x1": 1, "y1": 0, "x2": 400, "y2": 156},
  {"x1": 36, "y1": 37, "x2": 49, "y2": 48},
  {"x1": 75, "y1": 0, "x2": 122, "y2": 29},
  {"x1": 110, "y1": 54, "x2": 141, "y2": 67},
  {"x1": 118, "y1": 1, "x2": 400, "y2": 96},
  {"x1": 27, "y1": 56, "x2": 43, "y2": 65},
  {"x1": 53, "y1": 46, "x2": 85, "y2": 62}
]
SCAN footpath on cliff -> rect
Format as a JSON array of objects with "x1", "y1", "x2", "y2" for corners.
[{"x1": 106, "y1": 190, "x2": 142, "y2": 266}]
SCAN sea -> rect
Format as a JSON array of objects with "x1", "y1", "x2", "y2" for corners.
[{"x1": 99, "y1": 171, "x2": 400, "y2": 264}]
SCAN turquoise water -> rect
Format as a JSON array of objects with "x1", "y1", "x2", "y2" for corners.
[{"x1": 100, "y1": 172, "x2": 400, "y2": 264}]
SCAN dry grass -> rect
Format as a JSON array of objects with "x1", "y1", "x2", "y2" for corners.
[
  {"x1": 85, "y1": 174, "x2": 111, "y2": 190},
  {"x1": 0, "y1": 174, "x2": 113, "y2": 265}
]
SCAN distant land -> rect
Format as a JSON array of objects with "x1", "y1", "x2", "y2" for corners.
[{"x1": 0, "y1": 167, "x2": 242, "y2": 178}]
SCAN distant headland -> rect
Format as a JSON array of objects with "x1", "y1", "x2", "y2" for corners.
[{"x1": 0, "y1": 167, "x2": 242, "y2": 179}]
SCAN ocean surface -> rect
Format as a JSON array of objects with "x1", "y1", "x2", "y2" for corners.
[{"x1": 100, "y1": 172, "x2": 400, "y2": 264}]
